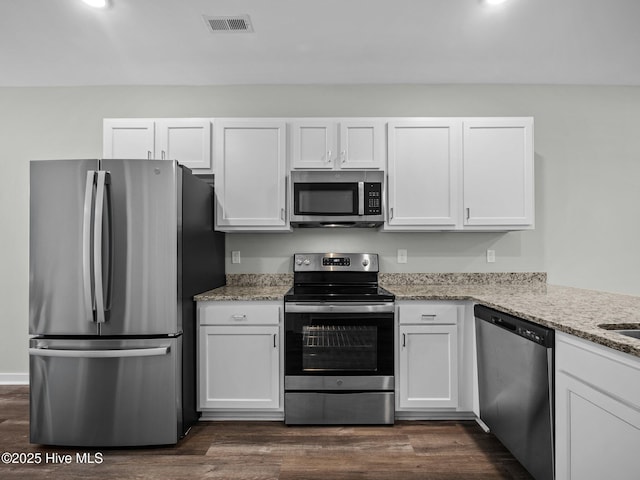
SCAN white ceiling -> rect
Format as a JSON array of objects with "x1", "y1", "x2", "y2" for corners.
[{"x1": 1, "y1": 0, "x2": 640, "y2": 87}]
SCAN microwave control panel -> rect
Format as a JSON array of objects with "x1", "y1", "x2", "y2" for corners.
[{"x1": 364, "y1": 183, "x2": 382, "y2": 215}]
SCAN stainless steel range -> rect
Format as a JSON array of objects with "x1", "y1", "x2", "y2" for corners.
[{"x1": 284, "y1": 253, "x2": 395, "y2": 425}]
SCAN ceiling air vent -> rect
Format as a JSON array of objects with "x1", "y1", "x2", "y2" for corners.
[{"x1": 203, "y1": 15, "x2": 254, "y2": 33}]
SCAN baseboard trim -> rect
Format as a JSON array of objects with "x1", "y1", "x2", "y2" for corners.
[
  {"x1": 0, "y1": 373, "x2": 29, "y2": 385},
  {"x1": 199, "y1": 411, "x2": 284, "y2": 421}
]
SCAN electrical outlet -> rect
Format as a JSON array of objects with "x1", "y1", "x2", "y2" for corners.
[
  {"x1": 486, "y1": 249, "x2": 496, "y2": 263},
  {"x1": 397, "y1": 249, "x2": 408, "y2": 264},
  {"x1": 231, "y1": 251, "x2": 241, "y2": 264}
]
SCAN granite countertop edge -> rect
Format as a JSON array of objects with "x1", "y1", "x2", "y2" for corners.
[{"x1": 194, "y1": 277, "x2": 640, "y2": 359}]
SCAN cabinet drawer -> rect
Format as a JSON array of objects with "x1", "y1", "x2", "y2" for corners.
[
  {"x1": 398, "y1": 304, "x2": 459, "y2": 325},
  {"x1": 199, "y1": 302, "x2": 281, "y2": 326}
]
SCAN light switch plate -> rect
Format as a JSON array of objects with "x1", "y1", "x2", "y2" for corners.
[
  {"x1": 397, "y1": 249, "x2": 408, "y2": 264},
  {"x1": 232, "y1": 251, "x2": 241, "y2": 264},
  {"x1": 486, "y1": 249, "x2": 496, "y2": 263}
]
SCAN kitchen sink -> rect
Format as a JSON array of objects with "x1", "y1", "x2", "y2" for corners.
[
  {"x1": 598, "y1": 324, "x2": 640, "y2": 340},
  {"x1": 615, "y1": 330, "x2": 640, "y2": 340}
]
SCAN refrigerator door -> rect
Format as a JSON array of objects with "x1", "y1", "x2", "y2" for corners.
[
  {"x1": 99, "y1": 159, "x2": 180, "y2": 335},
  {"x1": 29, "y1": 337, "x2": 181, "y2": 447},
  {"x1": 30, "y1": 159, "x2": 100, "y2": 336}
]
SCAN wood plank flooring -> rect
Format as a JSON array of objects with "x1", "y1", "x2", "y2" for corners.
[{"x1": 0, "y1": 386, "x2": 532, "y2": 479}]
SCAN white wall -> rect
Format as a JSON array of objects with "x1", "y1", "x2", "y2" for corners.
[{"x1": 1, "y1": 84, "x2": 639, "y2": 376}]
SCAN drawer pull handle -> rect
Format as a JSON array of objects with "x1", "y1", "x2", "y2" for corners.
[
  {"x1": 421, "y1": 314, "x2": 437, "y2": 321},
  {"x1": 231, "y1": 314, "x2": 247, "y2": 321}
]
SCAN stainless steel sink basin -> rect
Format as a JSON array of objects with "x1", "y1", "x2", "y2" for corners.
[
  {"x1": 598, "y1": 324, "x2": 640, "y2": 340},
  {"x1": 615, "y1": 330, "x2": 640, "y2": 340}
]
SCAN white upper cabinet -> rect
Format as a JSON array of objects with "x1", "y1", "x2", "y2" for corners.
[
  {"x1": 103, "y1": 118, "x2": 213, "y2": 174},
  {"x1": 291, "y1": 120, "x2": 334, "y2": 169},
  {"x1": 462, "y1": 118, "x2": 534, "y2": 229},
  {"x1": 103, "y1": 119, "x2": 155, "y2": 159},
  {"x1": 214, "y1": 119, "x2": 289, "y2": 232},
  {"x1": 156, "y1": 119, "x2": 212, "y2": 172},
  {"x1": 291, "y1": 119, "x2": 384, "y2": 170},
  {"x1": 386, "y1": 119, "x2": 461, "y2": 230}
]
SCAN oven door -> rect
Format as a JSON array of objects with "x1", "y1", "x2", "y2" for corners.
[{"x1": 284, "y1": 303, "x2": 394, "y2": 390}]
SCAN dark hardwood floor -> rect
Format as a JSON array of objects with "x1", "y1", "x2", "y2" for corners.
[{"x1": 0, "y1": 386, "x2": 532, "y2": 479}]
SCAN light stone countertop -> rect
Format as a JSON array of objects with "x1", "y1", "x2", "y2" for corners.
[
  {"x1": 387, "y1": 283, "x2": 640, "y2": 358},
  {"x1": 194, "y1": 273, "x2": 640, "y2": 358},
  {"x1": 194, "y1": 284, "x2": 291, "y2": 302}
]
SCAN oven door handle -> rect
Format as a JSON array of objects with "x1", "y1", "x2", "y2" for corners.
[{"x1": 285, "y1": 302, "x2": 395, "y2": 314}]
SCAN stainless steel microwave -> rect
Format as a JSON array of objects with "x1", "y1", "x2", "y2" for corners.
[{"x1": 290, "y1": 170, "x2": 384, "y2": 227}]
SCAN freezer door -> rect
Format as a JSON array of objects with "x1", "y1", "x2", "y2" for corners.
[
  {"x1": 30, "y1": 159, "x2": 101, "y2": 336},
  {"x1": 99, "y1": 159, "x2": 180, "y2": 335},
  {"x1": 29, "y1": 337, "x2": 181, "y2": 447}
]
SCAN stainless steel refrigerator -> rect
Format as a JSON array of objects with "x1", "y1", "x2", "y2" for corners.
[{"x1": 29, "y1": 159, "x2": 225, "y2": 447}]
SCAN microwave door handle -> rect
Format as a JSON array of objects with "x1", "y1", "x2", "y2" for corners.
[{"x1": 358, "y1": 182, "x2": 365, "y2": 216}]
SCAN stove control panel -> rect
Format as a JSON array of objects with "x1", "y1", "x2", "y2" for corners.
[
  {"x1": 322, "y1": 257, "x2": 351, "y2": 267},
  {"x1": 294, "y1": 253, "x2": 378, "y2": 272}
]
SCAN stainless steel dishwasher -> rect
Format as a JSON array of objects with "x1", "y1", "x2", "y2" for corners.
[{"x1": 475, "y1": 305, "x2": 555, "y2": 480}]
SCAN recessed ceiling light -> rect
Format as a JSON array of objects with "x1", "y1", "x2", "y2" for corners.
[
  {"x1": 82, "y1": 0, "x2": 109, "y2": 8},
  {"x1": 484, "y1": 0, "x2": 509, "y2": 5}
]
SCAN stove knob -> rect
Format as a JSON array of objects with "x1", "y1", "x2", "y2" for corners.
[
  {"x1": 362, "y1": 258, "x2": 370, "y2": 267},
  {"x1": 303, "y1": 258, "x2": 310, "y2": 266},
  {"x1": 295, "y1": 258, "x2": 303, "y2": 266}
]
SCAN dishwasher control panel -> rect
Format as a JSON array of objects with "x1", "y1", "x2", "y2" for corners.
[{"x1": 474, "y1": 305, "x2": 554, "y2": 347}]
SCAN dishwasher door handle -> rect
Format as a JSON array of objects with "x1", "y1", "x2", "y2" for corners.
[{"x1": 492, "y1": 316, "x2": 517, "y2": 331}]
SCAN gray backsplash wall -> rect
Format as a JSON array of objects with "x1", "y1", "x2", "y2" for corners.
[{"x1": 224, "y1": 228, "x2": 543, "y2": 274}]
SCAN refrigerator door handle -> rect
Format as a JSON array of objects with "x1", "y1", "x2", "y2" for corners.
[
  {"x1": 93, "y1": 171, "x2": 108, "y2": 324},
  {"x1": 28, "y1": 346, "x2": 170, "y2": 358},
  {"x1": 82, "y1": 170, "x2": 96, "y2": 321},
  {"x1": 104, "y1": 172, "x2": 114, "y2": 312}
]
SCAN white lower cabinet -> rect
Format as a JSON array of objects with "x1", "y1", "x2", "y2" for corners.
[
  {"x1": 197, "y1": 301, "x2": 282, "y2": 419},
  {"x1": 396, "y1": 302, "x2": 474, "y2": 416},
  {"x1": 555, "y1": 332, "x2": 640, "y2": 480}
]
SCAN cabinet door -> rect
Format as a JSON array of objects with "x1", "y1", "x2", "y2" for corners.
[
  {"x1": 291, "y1": 120, "x2": 335, "y2": 169},
  {"x1": 556, "y1": 373, "x2": 640, "y2": 480},
  {"x1": 387, "y1": 120, "x2": 461, "y2": 228},
  {"x1": 339, "y1": 120, "x2": 384, "y2": 169},
  {"x1": 103, "y1": 119, "x2": 155, "y2": 159},
  {"x1": 398, "y1": 324, "x2": 459, "y2": 409},
  {"x1": 156, "y1": 119, "x2": 212, "y2": 173},
  {"x1": 463, "y1": 118, "x2": 534, "y2": 227},
  {"x1": 214, "y1": 120, "x2": 288, "y2": 230},
  {"x1": 199, "y1": 325, "x2": 279, "y2": 410},
  {"x1": 555, "y1": 333, "x2": 640, "y2": 480}
]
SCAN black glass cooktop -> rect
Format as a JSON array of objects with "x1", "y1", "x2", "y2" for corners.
[{"x1": 284, "y1": 284, "x2": 395, "y2": 303}]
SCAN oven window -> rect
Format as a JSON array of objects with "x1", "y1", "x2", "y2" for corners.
[
  {"x1": 294, "y1": 183, "x2": 358, "y2": 215},
  {"x1": 285, "y1": 312, "x2": 394, "y2": 376},
  {"x1": 302, "y1": 325, "x2": 377, "y2": 371}
]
